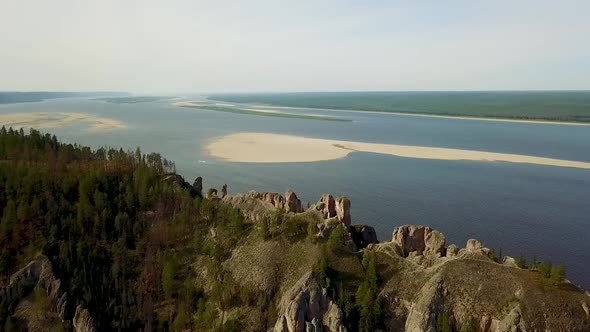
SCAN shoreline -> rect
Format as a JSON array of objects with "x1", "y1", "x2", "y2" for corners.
[
  {"x1": 246, "y1": 104, "x2": 590, "y2": 126},
  {"x1": 207, "y1": 132, "x2": 590, "y2": 170},
  {"x1": 0, "y1": 112, "x2": 126, "y2": 132}
]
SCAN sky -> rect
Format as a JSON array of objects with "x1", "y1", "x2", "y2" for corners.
[{"x1": 1, "y1": 0, "x2": 589, "y2": 93}]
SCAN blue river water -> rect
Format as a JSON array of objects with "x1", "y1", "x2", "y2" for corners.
[{"x1": 1, "y1": 97, "x2": 589, "y2": 289}]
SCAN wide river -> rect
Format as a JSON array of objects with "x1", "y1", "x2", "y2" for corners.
[{"x1": 2, "y1": 96, "x2": 590, "y2": 289}]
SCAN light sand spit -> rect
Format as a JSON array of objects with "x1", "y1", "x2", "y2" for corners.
[
  {"x1": 207, "y1": 132, "x2": 590, "y2": 170},
  {"x1": 0, "y1": 112, "x2": 126, "y2": 132}
]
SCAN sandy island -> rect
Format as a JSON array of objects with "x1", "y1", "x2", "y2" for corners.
[
  {"x1": 173, "y1": 101, "x2": 350, "y2": 121},
  {"x1": 207, "y1": 133, "x2": 590, "y2": 170},
  {"x1": 0, "y1": 112, "x2": 126, "y2": 132}
]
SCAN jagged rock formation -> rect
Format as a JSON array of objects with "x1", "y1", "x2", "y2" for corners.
[
  {"x1": 350, "y1": 224, "x2": 379, "y2": 249},
  {"x1": 391, "y1": 225, "x2": 446, "y2": 257},
  {"x1": 404, "y1": 274, "x2": 445, "y2": 332},
  {"x1": 38, "y1": 257, "x2": 69, "y2": 321},
  {"x1": 162, "y1": 173, "x2": 186, "y2": 188},
  {"x1": 0, "y1": 255, "x2": 68, "y2": 319},
  {"x1": 273, "y1": 272, "x2": 347, "y2": 332},
  {"x1": 0, "y1": 255, "x2": 97, "y2": 331},
  {"x1": 219, "y1": 190, "x2": 590, "y2": 330},
  {"x1": 222, "y1": 190, "x2": 305, "y2": 221},
  {"x1": 335, "y1": 197, "x2": 351, "y2": 226},
  {"x1": 163, "y1": 173, "x2": 204, "y2": 197},
  {"x1": 285, "y1": 191, "x2": 303, "y2": 213},
  {"x1": 317, "y1": 194, "x2": 336, "y2": 219},
  {"x1": 368, "y1": 225, "x2": 590, "y2": 331},
  {"x1": 193, "y1": 176, "x2": 203, "y2": 196},
  {"x1": 73, "y1": 304, "x2": 98, "y2": 332},
  {"x1": 445, "y1": 244, "x2": 458, "y2": 257},
  {"x1": 315, "y1": 195, "x2": 351, "y2": 226},
  {"x1": 207, "y1": 188, "x2": 218, "y2": 199}
]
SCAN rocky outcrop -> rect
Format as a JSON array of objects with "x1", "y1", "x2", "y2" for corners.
[
  {"x1": 314, "y1": 194, "x2": 351, "y2": 226},
  {"x1": 445, "y1": 244, "x2": 458, "y2": 257},
  {"x1": 163, "y1": 173, "x2": 204, "y2": 197},
  {"x1": 487, "y1": 304, "x2": 527, "y2": 332},
  {"x1": 366, "y1": 224, "x2": 590, "y2": 331},
  {"x1": 193, "y1": 176, "x2": 203, "y2": 196},
  {"x1": 464, "y1": 238, "x2": 491, "y2": 256},
  {"x1": 502, "y1": 256, "x2": 518, "y2": 268},
  {"x1": 73, "y1": 304, "x2": 97, "y2": 332},
  {"x1": 0, "y1": 255, "x2": 80, "y2": 325},
  {"x1": 350, "y1": 224, "x2": 379, "y2": 249},
  {"x1": 38, "y1": 257, "x2": 69, "y2": 320},
  {"x1": 222, "y1": 190, "x2": 304, "y2": 221},
  {"x1": 466, "y1": 239, "x2": 482, "y2": 252},
  {"x1": 391, "y1": 225, "x2": 446, "y2": 257},
  {"x1": 404, "y1": 275, "x2": 444, "y2": 332},
  {"x1": 254, "y1": 192, "x2": 287, "y2": 210},
  {"x1": 1, "y1": 259, "x2": 40, "y2": 304},
  {"x1": 163, "y1": 173, "x2": 186, "y2": 188},
  {"x1": 285, "y1": 191, "x2": 303, "y2": 213},
  {"x1": 207, "y1": 188, "x2": 218, "y2": 199},
  {"x1": 335, "y1": 197, "x2": 351, "y2": 226},
  {"x1": 315, "y1": 218, "x2": 343, "y2": 239},
  {"x1": 273, "y1": 272, "x2": 347, "y2": 332},
  {"x1": 317, "y1": 194, "x2": 336, "y2": 219}
]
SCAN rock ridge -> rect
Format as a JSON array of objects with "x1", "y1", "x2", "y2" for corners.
[{"x1": 0, "y1": 255, "x2": 96, "y2": 331}]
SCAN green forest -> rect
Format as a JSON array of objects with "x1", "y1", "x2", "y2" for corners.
[
  {"x1": 0, "y1": 128, "x2": 382, "y2": 331},
  {"x1": 210, "y1": 91, "x2": 590, "y2": 123}
]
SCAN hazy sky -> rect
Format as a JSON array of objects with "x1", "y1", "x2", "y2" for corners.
[{"x1": 1, "y1": 1, "x2": 589, "y2": 93}]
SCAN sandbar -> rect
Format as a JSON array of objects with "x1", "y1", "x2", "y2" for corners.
[
  {"x1": 0, "y1": 112, "x2": 126, "y2": 132},
  {"x1": 207, "y1": 132, "x2": 590, "y2": 170},
  {"x1": 173, "y1": 101, "x2": 350, "y2": 122}
]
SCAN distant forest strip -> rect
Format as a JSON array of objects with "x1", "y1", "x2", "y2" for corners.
[
  {"x1": 0, "y1": 92, "x2": 128, "y2": 104},
  {"x1": 94, "y1": 96, "x2": 174, "y2": 104},
  {"x1": 210, "y1": 91, "x2": 590, "y2": 123}
]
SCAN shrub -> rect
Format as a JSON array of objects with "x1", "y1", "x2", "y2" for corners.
[
  {"x1": 315, "y1": 245, "x2": 332, "y2": 288},
  {"x1": 307, "y1": 220, "x2": 318, "y2": 242},
  {"x1": 327, "y1": 225, "x2": 349, "y2": 254},
  {"x1": 436, "y1": 314, "x2": 452, "y2": 332},
  {"x1": 280, "y1": 216, "x2": 308, "y2": 242},
  {"x1": 162, "y1": 259, "x2": 179, "y2": 298},
  {"x1": 460, "y1": 316, "x2": 476, "y2": 332},
  {"x1": 34, "y1": 286, "x2": 49, "y2": 314},
  {"x1": 224, "y1": 319, "x2": 241, "y2": 332},
  {"x1": 259, "y1": 217, "x2": 271, "y2": 240},
  {"x1": 0, "y1": 250, "x2": 15, "y2": 274},
  {"x1": 357, "y1": 251, "x2": 382, "y2": 332},
  {"x1": 550, "y1": 264, "x2": 565, "y2": 285},
  {"x1": 516, "y1": 256, "x2": 526, "y2": 268},
  {"x1": 171, "y1": 305, "x2": 189, "y2": 332}
]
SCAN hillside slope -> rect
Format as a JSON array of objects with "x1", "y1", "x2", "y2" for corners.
[{"x1": 1, "y1": 128, "x2": 588, "y2": 331}]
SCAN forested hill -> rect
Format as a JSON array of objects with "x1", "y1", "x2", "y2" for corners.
[{"x1": 0, "y1": 127, "x2": 225, "y2": 330}]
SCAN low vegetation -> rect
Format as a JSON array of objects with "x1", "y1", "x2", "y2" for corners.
[
  {"x1": 94, "y1": 96, "x2": 173, "y2": 104},
  {"x1": 488, "y1": 249, "x2": 566, "y2": 288},
  {"x1": 314, "y1": 226, "x2": 383, "y2": 331}
]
